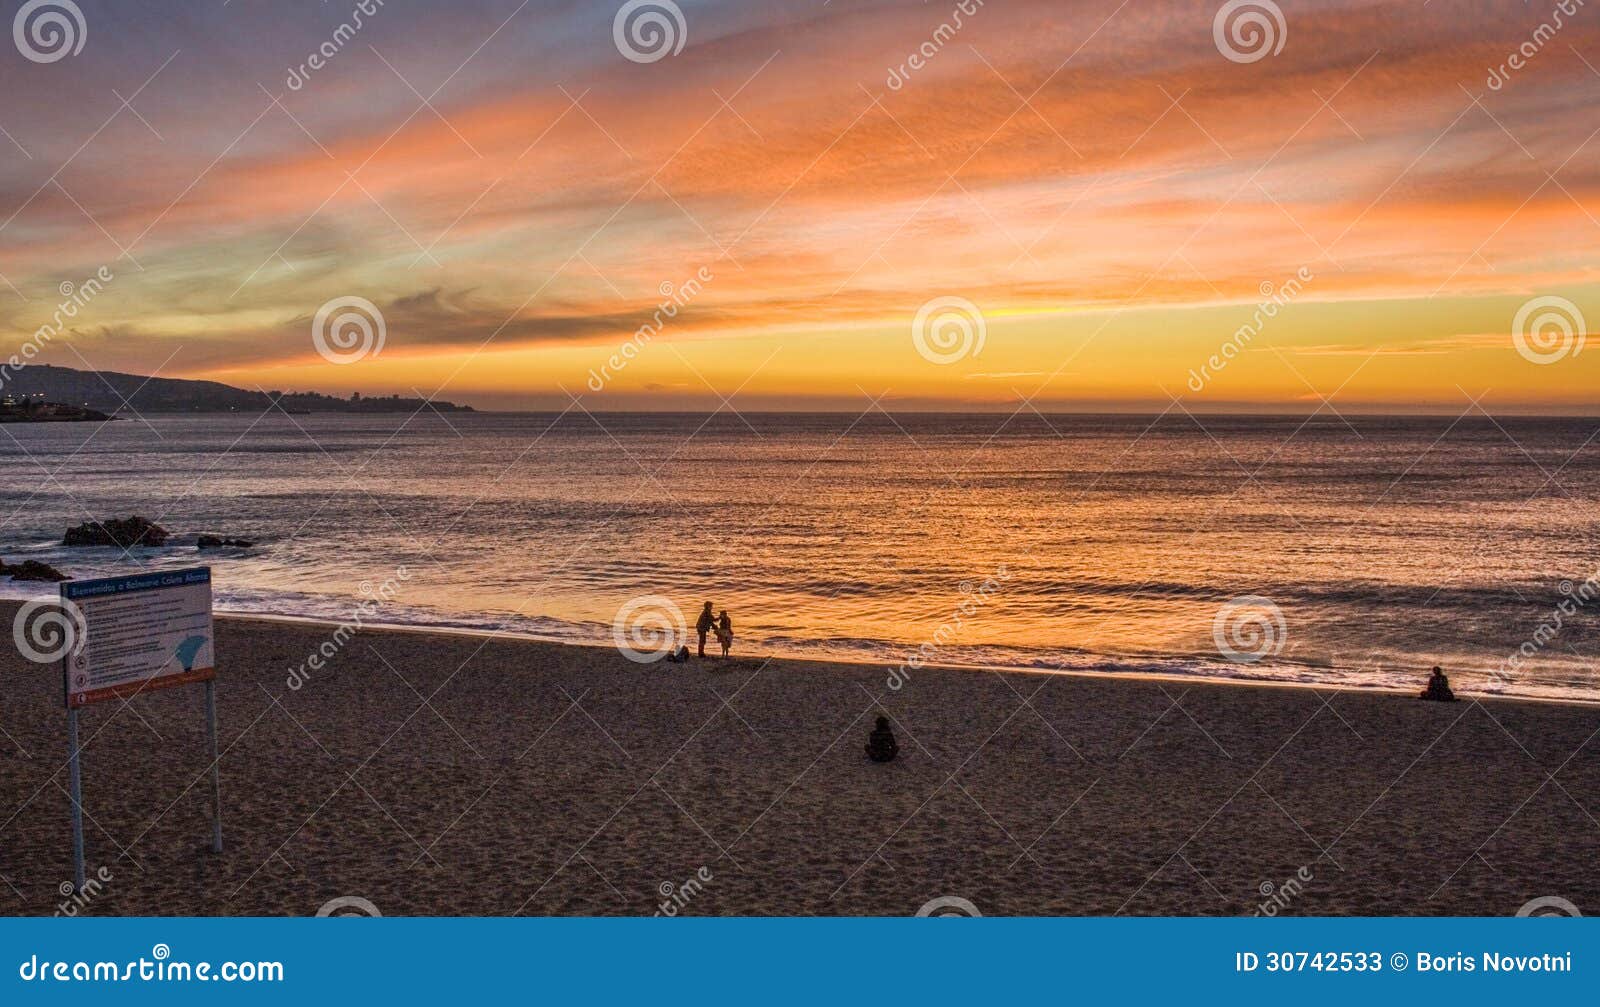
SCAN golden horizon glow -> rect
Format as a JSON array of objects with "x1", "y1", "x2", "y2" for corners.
[{"x1": 2, "y1": 2, "x2": 1599, "y2": 412}]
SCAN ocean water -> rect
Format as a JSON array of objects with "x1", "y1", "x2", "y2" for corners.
[{"x1": 2, "y1": 411, "x2": 1598, "y2": 702}]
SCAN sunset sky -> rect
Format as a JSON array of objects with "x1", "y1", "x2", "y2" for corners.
[{"x1": 2, "y1": 0, "x2": 1599, "y2": 411}]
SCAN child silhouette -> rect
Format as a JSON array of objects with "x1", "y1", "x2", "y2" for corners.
[{"x1": 865, "y1": 716, "x2": 898, "y2": 763}]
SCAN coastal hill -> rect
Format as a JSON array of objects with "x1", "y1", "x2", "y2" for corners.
[{"x1": 1, "y1": 364, "x2": 473, "y2": 414}]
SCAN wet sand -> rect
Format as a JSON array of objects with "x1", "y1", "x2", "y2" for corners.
[{"x1": 1, "y1": 602, "x2": 1597, "y2": 917}]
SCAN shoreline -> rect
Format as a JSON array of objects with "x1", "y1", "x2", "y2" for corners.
[
  {"x1": 0, "y1": 571, "x2": 1587, "y2": 704},
  {"x1": 3, "y1": 599, "x2": 1598, "y2": 916},
  {"x1": 216, "y1": 610, "x2": 1600, "y2": 711}
]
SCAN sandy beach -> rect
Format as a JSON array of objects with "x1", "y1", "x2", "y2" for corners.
[{"x1": 1, "y1": 601, "x2": 1596, "y2": 917}]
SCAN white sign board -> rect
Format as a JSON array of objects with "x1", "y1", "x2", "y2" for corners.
[{"x1": 61, "y1": 567, "x2": 215, "y2": 708}]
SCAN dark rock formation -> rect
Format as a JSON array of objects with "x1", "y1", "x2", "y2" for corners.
[
  {"x1": 197, "y1": 535, "x2": 254, "y2": 549},
  {"x1": 5, "y1": 559, "x2": 68, "y2": 581},
  {"x1": 63, "y1": 516, "x2": 169, "y2": 548}
]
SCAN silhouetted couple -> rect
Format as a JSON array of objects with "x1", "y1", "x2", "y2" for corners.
[
  {"x1": 696, "y1": 602, "x2": 733, "y2": 659},
  {"x1": 1420, "y1": 666, "x2": 1457, "y2": 702}
]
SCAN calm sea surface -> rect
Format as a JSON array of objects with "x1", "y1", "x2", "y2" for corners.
[{"x1": 3, "y1": 411, "x2": 1598, "y2": 701}]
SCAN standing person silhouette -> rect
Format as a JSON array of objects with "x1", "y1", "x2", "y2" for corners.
[
  {"x1": 695, "y1": 602, "x2": 715, "y2": 658},
  {"x1": 716, "y1": 610, "x2": 733, "y2": 659}
]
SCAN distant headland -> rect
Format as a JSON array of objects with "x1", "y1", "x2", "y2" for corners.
[
  {"x1": 0, "y1": 365, "x2": 474, "y2": 415},
  {"x1": 0, "y1": 396, "x2": 113, "y2": 422}
]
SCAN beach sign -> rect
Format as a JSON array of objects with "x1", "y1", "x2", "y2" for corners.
[
  {"x1": 61, "y1": 568, "x2": 215, "y2": 707},
  {"x1": 57, "y1": 567, "x2": 222, "y2": 894}
]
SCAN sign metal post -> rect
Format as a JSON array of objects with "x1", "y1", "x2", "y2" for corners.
[
  {"x1": 66, "y1": 703, "x2": 85, "y2": 895},
  {"x1": 205, "y1": 679, "x2": 222, "y2": 853}
]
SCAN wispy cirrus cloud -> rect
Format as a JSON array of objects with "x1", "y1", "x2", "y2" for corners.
[{"x1": 0, "y1": 0, "x2": 1597, "y2": 408}]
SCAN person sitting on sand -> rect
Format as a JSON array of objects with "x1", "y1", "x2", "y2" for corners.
[
  {"x1": 696, "y1": 602, "x2": 714, "y2": 658},
  {"x1": 865, "y1": 716, "x2": 898, "y2": 763},
  {"x1": 716, "y1": 610, "x2": 733, "y2": 658},
  {"x1": 663, "y1": 643, "x2": 691, "y2": 663},
  {"x1": 1420, "y1": 665, "x2": 1457, "y2": 702}
]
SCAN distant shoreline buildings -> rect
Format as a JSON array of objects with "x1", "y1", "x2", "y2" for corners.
[{"x1": 1, "y1": 365, "x2": 474, "y2": 415}]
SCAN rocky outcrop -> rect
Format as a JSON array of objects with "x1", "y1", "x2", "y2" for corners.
[
  {"x1": 3, "y1": 559, "x2": 68, "y2": 581},
  {"x1": 197, "y1": 535, "x2": 254, "y2": 549},
  {"x1": 63, "y1": 516, "x2": 169, "y2": 548}
]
